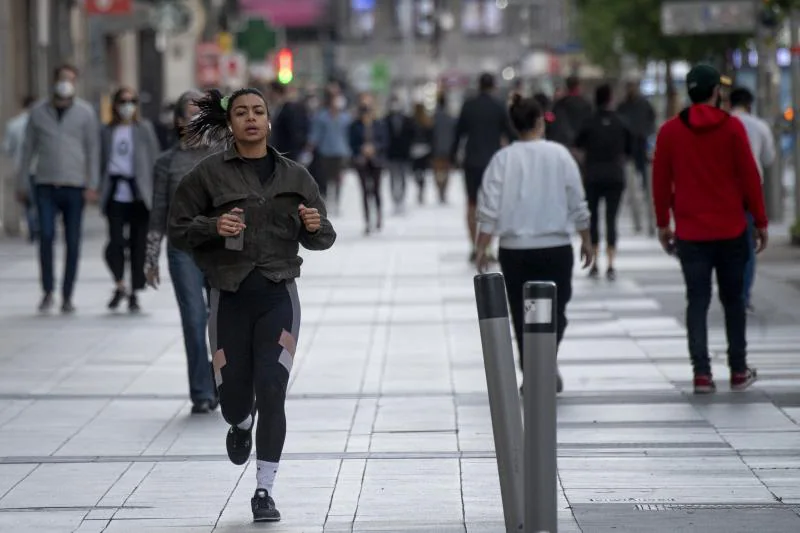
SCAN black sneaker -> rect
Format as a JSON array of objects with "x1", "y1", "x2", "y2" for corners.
[
  {"x1": 61, "y1": 301, "x2": 76, "y2": 314},
  {"x1": 38, "y1": 293, "x2": 54, "y2": 313},
  {"x1": 108, "y1": 289, "x2": 126, "y2": 310},
  {"x1": 251, "y1": 489, "x2": 281, "y2": 522},
  {"x1": 588, "y1": 265, "x2": 599, "y2": 279},
  {"x1": 191, "y1": 399, "x2": 219, "y2": 414},
  {"x1": 606, "y1": 267, "x2": 617, "y2": 281},
  {"x1": 226, "y1": 424, "x2": 252, "y2": 465},
  {"x1": 128, "y1": 293, "x2": 141, "y2": 313}
]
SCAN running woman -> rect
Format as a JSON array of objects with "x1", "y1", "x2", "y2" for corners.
[{"x1": 168, "y1": 88, "x2": 336, "y2": 522}]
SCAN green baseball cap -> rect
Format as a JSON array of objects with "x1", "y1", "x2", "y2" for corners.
[{"x1": 686, "y1": 64, "x2": 732, "y2": 99}]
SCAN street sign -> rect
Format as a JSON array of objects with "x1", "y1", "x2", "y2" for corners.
[
  {"x1": 85, "y1": 0, "x2": 132, "y2": 15},
  {"x1": 148, "y1": 0, "x2": 192, "y2": 34},
  {"x1": 237, "y1": 18, "x2": 278, "y2": 61},
  {"x1": 196, "y1": 42, "x2": 222, "y2": 88},
  {"x1": 371, "y1": 60, "x2": 391, "y2": 93},
  {"x1": 221, "y1": 52, "x2": 248, "y2": 88},
  {"x1": 661, "y1": 0, "x2": 755, "y2": 35}
]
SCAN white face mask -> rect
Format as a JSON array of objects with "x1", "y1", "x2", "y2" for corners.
[
  {"x1": 334, "y1": 95, "x2": 346, "y2": 111},
  {"x1": 118, "y1": 103, "x2": 136, "y2": 120},
  {"x1": 54, "y1": 80, "x2": 75, "y2": 99}
]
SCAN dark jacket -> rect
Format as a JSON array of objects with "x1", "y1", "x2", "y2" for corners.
[
  {"x1": 349, "y1": 119, "x2": 388, "y2": 167},
  {"x1": 616, "y1": 96, "x2": 656, "y2": 139},
  {"x1": 384, "y1": 112, "x2": 414, "y2": 161},
  {"x1": 271, "y1": 100, "x2": 309, "y2": 161},
  {"x1": 574, "y1": 109, "x2": 632, "y2": 185},
  {"x1": 145, "y1": 143, "x2": 220, "y2": 270},
  {"x1": 168, "y1": 145, "x2": 336, "y2": 292},
  {"x1": 552, "y1": 93, "x2": 593, "y2": 146},
  {"x1": 451, "y1": 92, "x2": 515, "y2": 169}
]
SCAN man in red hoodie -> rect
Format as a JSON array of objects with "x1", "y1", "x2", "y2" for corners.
[{"x1": 652, "y1": 64, "x2": 768, "y2": 394}]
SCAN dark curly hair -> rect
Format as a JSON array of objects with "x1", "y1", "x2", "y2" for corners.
[{"x1": 183, "y1": 88, "x2": 268, "y2": 147}]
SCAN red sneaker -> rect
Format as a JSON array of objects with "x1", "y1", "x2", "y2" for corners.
[
  {"x1": 693, "y1": 374, "x2": 717, "y2": 394},
  {"x1": 731, "y1": 368, "x2": 758, "y2": 391}
]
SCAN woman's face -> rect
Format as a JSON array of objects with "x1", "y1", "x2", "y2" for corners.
[
  {"x1": 229, "y1": 93, "x2": 269, "y2": 144},
  {"x1": 116, "y1": 89, "x2": 138, "y2": 122}
]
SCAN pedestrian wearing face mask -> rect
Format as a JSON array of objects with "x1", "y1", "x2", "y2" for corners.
[
  {"x1": 99, "y1": 87, "x2": 160, "y2": 312},
  {"x1": 306, "y1": 91, "x2": 351, "y2": 214},
  {"x1": 16, "y1": 64, "x2": 101, "y2": 314}
]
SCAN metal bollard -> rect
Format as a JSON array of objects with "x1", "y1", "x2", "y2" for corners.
[
  {"x1": 474, "y1": 273, "x2": 525, "y2": 532},
  {"x1": 523, "y1": 281, "x2": 558, "y2": 533}
]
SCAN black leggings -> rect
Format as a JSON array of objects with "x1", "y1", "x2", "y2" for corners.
[
  {"x1": 355, "y1": 161, "x2": 383, "y2": 225},
  {"x1": 499, "y1": 245, "x2": 574, "y2": 370},
  {"x1": 585, "y1": 181, "x2": 624, "y2": 247},
  {"x1": 209, "y1": 272, "x2": 300, "y2": 463}
]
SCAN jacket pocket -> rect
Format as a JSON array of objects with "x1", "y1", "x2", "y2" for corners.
[{"x1": 211, "y1": 192, "x2": 249, "y2": 209}]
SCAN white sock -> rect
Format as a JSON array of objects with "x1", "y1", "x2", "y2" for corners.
[
  {"x1": 236, "y1": 415, "x2": 253, "y2": 431},
  {"x1": 256, "y1": 461, "x2": 279, "y2": 494}
]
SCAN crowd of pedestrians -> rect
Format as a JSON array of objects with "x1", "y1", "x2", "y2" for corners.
[{"x1": 1, "y1": 60, "x2": 776, "y2": 523}]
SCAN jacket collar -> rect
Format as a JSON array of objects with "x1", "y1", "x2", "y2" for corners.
[{"x1": 223, "y1": 143, "x2": 283, "y2": 163}]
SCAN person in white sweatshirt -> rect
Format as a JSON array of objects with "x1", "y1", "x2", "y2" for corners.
[{"x1": 476, "y1": 94, "x2": 594, "y2": 393}]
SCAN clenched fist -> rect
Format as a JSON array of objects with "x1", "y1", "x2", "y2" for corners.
[{"x1": 298, "y1": 204, "x2": 321, "y2": 233}]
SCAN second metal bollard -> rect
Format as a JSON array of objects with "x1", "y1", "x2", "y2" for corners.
[
  {"x1": 523, "y1": 281, "x2": 558, "y2": 533},
  {"x1": 474, "y1": 273, "x2": 524, "y2": 532}
]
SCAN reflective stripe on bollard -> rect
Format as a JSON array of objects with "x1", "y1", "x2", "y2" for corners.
[
  {"x1": 523, "y1": 281, "x2": 558, "y2": 533},
  {"x1": 474, "y1": 273, "x2": 525, "y2": 532}
]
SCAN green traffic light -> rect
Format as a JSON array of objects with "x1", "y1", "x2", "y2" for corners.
[{"x1": 278, "y1": 69, "x2": 293, "y2": 84}]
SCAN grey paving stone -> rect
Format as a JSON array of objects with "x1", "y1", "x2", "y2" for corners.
[{"x1": 2, "y1": 178, "x2": 800, "y2": 531}]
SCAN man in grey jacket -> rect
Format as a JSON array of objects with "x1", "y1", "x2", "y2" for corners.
[{"x1": 16, "y1": 64, "x2": 101, "y2": 313}]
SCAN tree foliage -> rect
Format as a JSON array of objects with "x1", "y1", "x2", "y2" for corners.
[{"x1": 576, "y1": 0, "x2": 749, "y2": 68}]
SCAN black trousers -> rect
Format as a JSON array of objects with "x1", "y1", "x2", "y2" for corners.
[
  {"x1": 676, "y1": 232, "x2": 749, "y2": 375},
  {"x1": 499, "y1": 245, "x2": 574, "y2": 370},
  {"x1": 209, "y1": 272, "x2": 300, "y2": 463},
  {"x1": 585, "y1": 181, "x2": 625, "y2": 247},
  {"x1": 355, "y1": 160, "x2": 383, "y2": 225},
  {"x1": 105, "y1": 199, "x2": 149, "y2": 291}
]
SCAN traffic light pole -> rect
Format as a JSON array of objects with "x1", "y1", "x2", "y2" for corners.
[{"x1": 791, "y1": 10, "x2": 800, "y2": 225}]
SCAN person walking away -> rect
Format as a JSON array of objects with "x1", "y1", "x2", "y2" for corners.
[
  {"x1": 145, "y1": 90, "x2": 221, "y2": 414},
  {"x1": 431, "y1": 93, "x2": 455, "y2": 204},
  {"x1": 533, "y1": 92, "x2": 574, "y2": 146},
  {"x1": 300, "y1": 93, "x2": 322, "y2": 189},
  {"x1": 652, "y1": 64, "x2": 768, "y2": 394},
  {"x1": 169, "y1": 88, "x2": 336, "y2": 522},
  {"x1": 451, "y1": 73, "x2": 515, "y2": 262},
  {"x1": 4, "y1": 96, "x2": 38, "y2": 242},
  {"x1": 552, "y1": 75, "x2": 593, "y2": 147},
  {"x1": 349, "y1": 101, "x2": 387, "y2": 234},
  {"x1": 100, "y1": 87, "x2": 160, "y2": 313},
  {"x1": 476, "y1": 95, "x2": 593, "y2": 394},
  {"x1": 384, "y1": 95, "x2": 414, "y2": 213},
  {"x1": 728, "y1": 86, "x2": 776, "y2": 313},
  {"x1": 269, "y1": 81, "x2": 309, "y2": 162},
  {"x1": 410, "y1": 102, "x2": 433, "y2": 204},
  {"x1": 617, "y1": 80, "x2": 657, "y2": 235},
  {"x1": 574, "y1": 84, "x2": 632, "y2": 280},
  {"x1": 16, "y1": 64, "x2": 100, "y2": 314},
  {"x1": 306, "y1": 90, "x2": 351, "y2": 214}
]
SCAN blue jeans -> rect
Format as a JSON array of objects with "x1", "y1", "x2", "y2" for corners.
[
  {"x1": 676, "y1": 232, "x2": 749, "y2": 375},
  {"x1": 743, "y1": 213, "x2": 756, "y2": 307},
  {"x1": 36, "y1": 185, "x2": 85, "y2": 301},
  {"x1": 167, "y1": 245, "x2": 215, "y2": 403}
]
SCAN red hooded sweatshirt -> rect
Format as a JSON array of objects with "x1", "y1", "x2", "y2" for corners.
[{"x1": 652, "y1": 104, "x2": 767, "y2": 241}]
